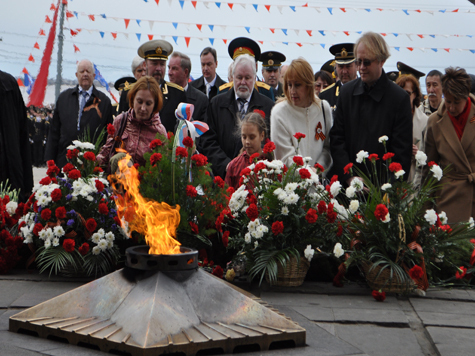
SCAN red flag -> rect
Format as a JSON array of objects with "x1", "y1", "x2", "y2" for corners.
[
  {"x1": 50, "y1": 3, "x2": 56, "y2": 10},
  {"x1": 22, "y1": 67, "x2": 29, "y2": 74},
  {"x1": 17, "y1": 78, "x2": 24, "y2": 87},
  {"x1": 155, "y1": 0, "x2": 159, "y2": 4},
  {"x1": 452, "y1": 9, "x2": 459, "y2": 12},
  {"x1": 407, "y1": 47, "x2": 414, "y2": 51},
  {"x1": 196, "y1": 24, "x2": 202, "y2": 31},
  {"x1": 302, "y1": 3, "x2": 308, "y2": 7},
  {"x1": 381, "y1": 33, "x2": 387, "y2": 36},
  {"x1": 258, "y1": 40, "x2": 263, "y2": 44},
  {"x1": 296, "y1": 43, "x2": 303, "y2": 47},
  {"x1": 306, "y1": 30, "x2": 312, "y2": 36},
  {"x1": 45, "y1": 15, "x2": 52, "y2": 23},
  {"x1": 34, "y1": 42, "x2": 40, "y2": 49},
  {"x1": 148, "y1": 34, "x2": 154, "y2": 40},
  {"x1": 343, "y1": 31, "x2": 350, "y2": 36},
  {"x1": 28, "y1": 54, "x2": 35, "y2": 62},
  {"x1": 124, "y1": 19, "x2": 130, "y2": 29},
  {"x1": 74, "y1": 44, "x2": 80, "y2": 52},
  {"x1": 265, "y1": 5, "x2": 271, "y2": 12},
  {"x1": 185, "y1": 37, "x2": 191, "y2": 47},
  {"x1": 415, "y1": 9, "x2": 421, "y2": 13},
  {"x1": 111, "y1": 32, "x2": 117, "y2": 39},
  {"x1": 444, "y1": 48, "x2": 450, "y2": 52},
  {"x1": 228, "y1": 3, "x2": 233, "y2": 10},
  {"x1": 70, "y1": 29, "x2": 78, "y2": 36},
  {"x1": 88, "y1": 14, "x2": 95, "y2": 21},
  {"x1": 191, "y1": 1, "x2": 197, "y2": 8},
  {"x1": 270, "y1": 28, "x2": 275, "y2": 33},
  {"x1": 418, "y1": 34, "x2": 424, "y2": 38},
  {"x1": 39, "y1": 29, "x2": 46, "y2": 36},
  {"x1": 223, "y1": 39, "x2": 227, "y2": 44},
  {"x1": 340, "y1": 8, "x2": 346, "y2": 12},
  {"x1": 66, "y1": 11, "x2": 74, "y2": 18}
]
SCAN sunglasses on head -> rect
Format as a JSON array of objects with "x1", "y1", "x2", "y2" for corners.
[{"x1": 355, "y1": 58, "x2": 376, "y2": 67}]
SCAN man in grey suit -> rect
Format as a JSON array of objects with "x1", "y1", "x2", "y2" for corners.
[{"x1": 168, "y1": 51, "x2": 208, "y2": 123}]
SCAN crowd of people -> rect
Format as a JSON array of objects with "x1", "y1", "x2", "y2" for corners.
[{"x1": 2, "y1": 31, "x2": 474, "y2": 224}]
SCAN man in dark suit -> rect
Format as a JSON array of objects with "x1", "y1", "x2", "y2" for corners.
[
  {"x1": 259, "y1": 51, "x2": 286, "y2": 100},
  {"x1": 117, "y1": 40, "x2": 187, "y2": 133},
  {"x1": 45, "y1": 59, "x2": 113, "y2": 169},
  {"x1": 199, "y1": 54, "x2": 274, "y2": 179},
  {"x1": 168, "y1": 51, "x2": 208, "y2": 123},
  {"x1": 189, "y1": 47, "x2": 226, "y2": 101}
]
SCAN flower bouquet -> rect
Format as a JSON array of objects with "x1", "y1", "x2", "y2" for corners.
[
  {"x1": 333, "y1": 136, "x2": 475, "y2": 294},
  {"x1": 19, "y1": 141, "x2": 127, "y2": 277},
  {"x1": 224, "y1": 134, "x2": 343, "y2": 285}
]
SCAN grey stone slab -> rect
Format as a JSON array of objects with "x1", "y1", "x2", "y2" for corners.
[
  {"x1": 0, "y1": 342, "x2": 43, "y2": 355},
  {"x1": 327, "y1": 295, "x2": 401, "y2": 310},
  {"x1": 333, "y1": 308, "x2": 408, "y2": 324},
  {"x1": 0, "y1": 281, "x2": 35, "y2": 307},
  {"x1": 425, "y1": 288, "x2": 475, "y2": 301},
  {"x1": 260, "y1": 292, "x2": 335, "y2": 307},
  {"x1": 417, "y1": 311, "x2": 475, "y2": 328},
  {"x1": 0, "y1": 330, "x2": 61, "y2": 353},
  {"x1": 0, "y1": 308, "x2": 23, "y2": 331},
  {"x1": 334, "y1": 324, "x2": 425, "y2": 356},
  {"x1": 410, "y1": 298, "x2": 475, "y2": 316},
  {"x1": 427, "y1": 326, "x2": 475, "y2": 356},
  {"x1": 293, "y1": 305, "x2": 335, "y2": 321}
]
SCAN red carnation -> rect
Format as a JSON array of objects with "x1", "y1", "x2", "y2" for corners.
[
  {"x1": 343, "y1": 163, "x2": 353, "y2": 175},
  {"x1": 254, "y1": 162, "x2": 266, "y2": 174},
  {"x1": 98, "y1": 202, "x2": 109, "y2": 215},
  {"x1": 49, "y1": 188, "x2": 62, "y2": 202},
  {"x1": 39, "y1": 176, "x2": 52, "y2": 186},
  {"x1": 46, "y1": 165, "x2": 60, "y2": 177},
  {"x1": 95, "y1": 179, "x2": 104, "y2": 192},
  {"x1": 41, "y1": 208, "x2": 52, "y2": 221},
  {"x1": 183, "y1": 136, "x2": 194, "y2": 148},
  {"x1": 62, "y1": 163, "x2": 75, "y2": 173},
  {"x1": 47, "y1": 160, "x2": 55, "y2": 167},
  {"x1": 305, "y1": 208, "x2": 318, "y2": 224},
  {"x1": 455, "y1": 266, "x2": 467, "y2": 279},
  {"x1": 63, "y1": 239, "x2": 75, "y2": 253},
  {"x1": 215, "y1": 213, "x2": 224, "y2": 232},
  {"x1": 149, "y1": 139, "x2": 163, "y2": 149},
  {"x1": 83, "y1": 151, "x2": 96, "y2": 161},
  {"x1": 372, "y1": 290, "x2": 386, "y2": 302},
  {"x1": 253, "y1": 109, "x2": 265, "y2": 118},
  {"x1": 150, "y1": 153, "x2": 162, "y2": 165},
  {"x1": 317, "y1": 201, "x2": 327, "y2": 215},
  {"x1": 293, "y1": 156, "x2": 304, "y2": 166},
  {"x1": 66, "y1": 148, "x2": 79, "y2": 159},
  {"x1": 388, "y1": 162, "x2": 402, "y2": 173},
  {"x1": 263, "y1": 141, "x2": 276, "y2": 154},
  {"x1": 226, "y1": 186, "x2": 235, "y2": 195},
  {"x1": 55, "y1": 206, "x2": 67, "y2": 220},
  {"x1": 33, "y1": 223, "x2": 43, "y2": 236},
  {"x1": 246, "y1": 203, "x2": 259, "y2": 221},
  {"x1": 382, "y1": 152, "x2": 395, "y2": 161},
  {"x1": 78, "y1": 243, "x2": 89, "y2": 256},
  {"x1": 214, "y1": 176, "x2": 225, "y2": 188},
  {"x1": 294, "y1": 132, "x2": 306, "y2": 140},
  {"x1": 189, "y1": 221, "x2": 199, "y2": 234},
  {"x1": 337, "y1": 223, "x2": 343, "y2": 237},
  {"x1": 314, "y1": 163, "x2": 324, "y2": 173},
  {"x1": 175, "y1": 147, "x2": 188, "y2": 158},
  {"x1": 299, "y1": 168, "x2": 311, "y2": 180},
  {"x1": 114, "y1": 216, "x2": 121, "y2": 226},
  {"x1": 85, "y1": 218, "x2": 97, "y2": 233},
  {"x1": 222, "y1": 231, "x2": 230, "y2": 247},
  {"x1": 249, "y1": 152, "x2": 260, "y2": 163},
  {"x1": 191, "y1": 154, "x2": 208, "y2": 167},
  {"x1": 186, "y1": 185, "x2": 198, "y2": 197},
  {"x1": 409, "y1": 265, "x2": 424, "y2": 280},
  {"x1": 272, "y1": 221, "x2": 284, "y2": 235},
  {"x1": 93, "y1": 166, "x2": 103, "y2": 173},
  {"x1": 368, "y1": 153, "x2": 379, "y2": 162},
  {"x1": 107, "y1": 123, "x2": 115, "y2": 136},
  {"x1": 212, "y1": 265, "x2": 224, "y2": 278},
  {"x1": 327, "y1": 203, "x2": 337, "y2": 223},
  {"x1": 374, "y1": 204, "x2": 389, "y2": 221},
  {"x1": 428, "y1": 161, "x2": 436, "y2": 167},
  {"x1": 68, "y1": 169, "x2": 81, "y2": 180},
  {"x1": 167, "y1": 132, "x2": 174, "y2": 139}
]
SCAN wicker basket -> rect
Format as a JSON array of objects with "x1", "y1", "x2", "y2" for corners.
[
  {"x1": 361, "y1": 261, "x2": 416, "y2": 294},
  {"x1": 267, "y1": 256, "x2": 310, "y2": 287}
]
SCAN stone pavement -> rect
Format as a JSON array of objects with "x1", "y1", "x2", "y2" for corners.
[{"x1": 1, "y1": 269, "x2": 475, "y2": 356}]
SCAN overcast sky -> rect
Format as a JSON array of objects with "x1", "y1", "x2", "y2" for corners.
[{"x1": 2, "y1": 0, "x2": 475, "y2": 102}]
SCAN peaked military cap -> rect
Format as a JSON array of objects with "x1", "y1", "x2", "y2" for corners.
[
  {"x1": 397, "y1": 62, "x2": 425, "y2": 80},
  {"x1": 330, "y1": 43, "x2": 355, "y2": 65},
  {"x1": 138, "y1": 40, "x2": 173, "y2": 60},
  {"x1": 114, "y1": 76, "x2": 136, "y2": 91},
  {"x1": 228, "y1": 37, "x2": 261, "y2": 62},
  {"x1": 260, "y1": 51, "x2": 286, "y2": 70},
  {"x1": 321, "y1": 59, "x2": 336, "y2": 74}
]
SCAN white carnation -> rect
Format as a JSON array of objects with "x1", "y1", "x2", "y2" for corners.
[
  {"x1": 330, "y1": 181, "x2": 342, "y2": 198},
  {"x1": 304, "y1": 245, "x2": 315, "y2": 262},
  {"x1": 356, "y1": 150, "x2": 369, "y2": 163},
  {"x1": 346, "y1": 186, "x2": 356, "y2": 199},
  {"x1": 469, "y1": 217, "x2": 474, "y2": 228},
  {"x1": 438, "y1": 212, "x2": 448, "y2": 225},
  {"x1": 395, "y1": 169, "x2": 405, "y2": 179},
  {"x1": 349, "y1": 200, "x2": 359, "y2": 214},
  {"x1": 350, "y1": 178, "x2": 364, "y2": 192},
  {"x1": 378, "y1": 135, "x2": 389, "y2": 143},
  {"x1": 382, "y1": 212, "x2": 391, "y2": 223},
  {"x1": 424, "y1": 209, "x2": 438, "y2": 225},
  {"x1": 430, "y1": 164, "x2": 443, "y2": 181},
  {"x1": 381, "y1": 183, "x2": 392, "y2": 191},
  {"x1": 415, "y1": 151, "x2": 427, "y2": 166},
  {"x1": 6, "y1": 201, "x2": 18, "y2": 215},
  {"x1": 333, "y1": 243, "x2": 344, "y2": 258}
]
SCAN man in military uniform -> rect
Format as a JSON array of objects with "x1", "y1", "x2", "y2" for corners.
[
  {"x1": 218, "y1": 37, "x2": 275, "y2": 101},
  {"x1": 117, "y1": 40, "x2": 187, "y2": 133},
  {"x1": 319, "y1": 43, "x2": 357, "y2": 110},
  {"x1": 259, "y1": 51, "x2": 286, "y2": 100}
]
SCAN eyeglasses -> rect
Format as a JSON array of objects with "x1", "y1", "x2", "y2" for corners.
[{"x1": 355, "y1": 58, "x2": 376, "y2": 67}]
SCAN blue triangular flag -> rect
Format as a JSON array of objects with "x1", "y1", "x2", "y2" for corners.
[
  {"x1": 470, "y1": 49, "x2": 475, "y2": 54},
  {"x1": 468, "y1": 35, "x2": 473, "y2": 38},
  {"x1": 319, "y1": 30, "x2": 325, "y2": 36},
  {"x1": 93, "y1": 64, "x2": 110, "y2": 92},
  {"x1": 439, "y1": 9, "x2": 446, "y2": 13},
  {"x1": 253, "y1": 4, "x2": 258, "y2": 11},
  {"x1": 327, "y1": 7, "x2": 332, "y2": 15},
  {"x1": 320, "y1": 43, "x2": 325, "y2": 49},
  {"x1": 173, "y1": 23, "x2": 178, "y2": 29},
  {"x1": 215, "y1": 2, "x2": 221, "y2": 8},
  {"x1": 101, "y1": 14, "x2": 106, "y2": 19},
  {"x1": 356, "y1": 31, "x2": 362, "y2": 34},
  {"x1": 73, "y1": 11, "x2": 78, "y2": 18},
  {"x1": 282, "y1": 29, "x2": 287, "y2": 35},
  {"x1": 136, "y1": 33, "x2": 141, "y2": 41},
  {"x1": 136, "y1": 19, "x2": 141, "y2": 26},
  {"x1": 208, "y1": 25, "x2": 214, "y2": 32},
  {"x1": 100, "y1": 31, "x2": 104, "y2": 38},
  {"x1": 393, "y1": 33, "x2": 399, "y2": 37},
  {"x1": 429, "y1": 34, "x2": 435, "y2": 38},
  {"x1": 173, "y1": 36, "x2": 178, "y2": 44},
  {"x1": 283, "y1": 42, "x2": 288, "y2": 45},
  {"x1": 394, "y1": 47, "x2": 400, "y2": 51},
  {"x1": 403, "y1": 9, "x2": 409, "y2": 15},
  {"x1": 209, "y1": 38, "x2": 214, "y2": 45},
  {"x1": 365, "y1": 9, "x2": 371, "y2": 12},
  {"x1": 431, "y1": 48, "x2": 438, "y2": 52},
  {"x1": 245, "y1": 27, "x2": 250, "y2": 33},
  {"x1": 290, "y1": 6, "x2": 295, "y2": 12},
  {"x1": 179, "y1": 0, "x2": 184, "y2": 9}
]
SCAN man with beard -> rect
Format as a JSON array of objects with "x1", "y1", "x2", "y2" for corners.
[
  {"x1": 319, "y1": 43, "x2": 357, "y2": 110},
  {"x1": 117, "y1": 40, "x2": 186, "y2": 133},
  {"x1": 199, "y1": 54, "x2": 274, "y2": 179}
]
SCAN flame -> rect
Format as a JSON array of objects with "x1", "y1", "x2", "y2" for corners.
[{"x1": 111, "y1": 154, "x2": 181, "y2": 255}]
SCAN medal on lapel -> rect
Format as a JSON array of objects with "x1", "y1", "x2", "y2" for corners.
[{"x1": 315, "y1": 122, "x2": 326, "y2": 140}]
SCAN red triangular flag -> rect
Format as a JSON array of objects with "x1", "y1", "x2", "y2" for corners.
[
  {"x1": 258, "y1": 40, "x2": 263, "y2": 44},
  {"x1": 418, "y1": 34, "x2": 424, "y2": 38},
  {"x1": 302, "y1": 3, "x2": 308, "y2": 7},
  {"x1": 22, "y1": 67, "x2": 29, "y2": 74},
  {"x1": 155, "y1": 0, "x2": 159, "y2": 4},
  {"x1": 124, "y1": 19, "x2": 130, "y2": 29},
  {"x1": 17, "y1": 78, "x2": 24, "y2": 87},
  {"x1": 415, "y1": 9, "x2": 421, "y2": 13},
  {"x1": 340, "y1": 8, "x2": 346, "y2": 12},
  {"x1": 50, "y1": 3, "x2": 56, "y2": 11},
  {"x1": 111, "y1": 32, "x2": 117, "y2": 39},
  {"x1": 39, "y1": 29, "x2": 46, "y2": 36},
  {"x1": 45, "y1": 15, "x2": 52, "y2": 23},
  {"x1": 381, "y1": 33, "x2": 387, "y2": 36},
  {"x1": 148, "y1": 34, "x2": 154, "y2": 40},
  {"x1": 34, "y1": 42, "x2": 40, "y2": 49},
  {"x1": 185, "y1": 37, "x2": 191, "y2": 47},
  {"x1": 228, "y1": 3, "x2": 233, "y2": 10},
  {"x1": 376, "y1": 8, "x2": 383, "y2": 11},
  {"x1": 306, "y1": 30, "x2": 312, "y2": 36},
  {"x1": 88, "y1": 14, "x2": 95, "y2": 21},
  {"x1": 296, "y1": 43, "x2": 303, "y2": 47},
  {"x1": 74, "y1": 44, "x2": 80, "y2": 53},
  {"x1": 70, "y1": 29, "x2": 78, "y2": 36},
  {"x1": 66, "y1": 11, "x2": 74, "y2": 18},
  {"x1": 270, "y1": 28, "x2": 275, "y2": 33},
  {"x1": 343, "y1": 31, "x2": 350, "y2": 36},
  {"x1": 407, "y1": 47, "x2": 414, "y2": 51},
  {"x1": 265, "y1": 5, "x2": 271, "y2": 12},
  {"x1": 196, "y1": 24, "x2": 202, "y2": 31},
  {"x1": 444, "y1": 48, "x2": 450, "y2": 52},
  {"x1": 28, "y1": 54, "x2": 35, "y2": 62},
  {"x1": 452, "y1": 9, "x2": 459, "y2": 12},
  {"x1": 191, "y1": 0, "x2": 197, "y2": 8},
  {"x1": 223, "y1": 39, "x2": 227, "y2": 44}
]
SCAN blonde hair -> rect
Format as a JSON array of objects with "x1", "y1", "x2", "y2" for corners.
[
  {"x1": 354, "y1": 32, "x2": 390, "y2": 63},
  {"x1": 283, "y1": 58, "x2": 320, "y2": 106}
]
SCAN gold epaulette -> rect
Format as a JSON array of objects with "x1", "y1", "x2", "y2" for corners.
[
  {"x1": 219, "y1": 82, "x2": 233, "y2": 91},
  {"x1": 256, "y1": 81, "x2": 271, "y2": 90},
  {"x1": 320, "y1": 82, "x2": 335, "y2": 93},
  {"x1": 124, "y1": 81, "x2": 135, "y2": 91},
  {"x1": 165, "y1": 81, "x2": 184, "y2": 91}
]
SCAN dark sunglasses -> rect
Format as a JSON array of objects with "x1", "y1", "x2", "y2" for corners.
[{"x1": 355, "y1": 58, "x2": 376, "y2": 67}]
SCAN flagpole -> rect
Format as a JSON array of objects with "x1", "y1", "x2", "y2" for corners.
[{"x1": 55, "y1": 0, "x2": 66, "y2": 102}]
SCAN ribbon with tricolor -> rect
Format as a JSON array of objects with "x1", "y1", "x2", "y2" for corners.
[{"x1": 174, "y1": 102, "x2": 209, "y2": 148}]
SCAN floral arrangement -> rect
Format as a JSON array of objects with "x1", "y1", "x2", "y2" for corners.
[
  {"x1": 136, "y1": 132, "x2": 230, "y2": 250},
  {"x1": 224, "y1": 134, "x2": 343, "y2": 284},
  {"x1": 332, "y1": 136, "x2": 475, "y2": 294},
  {"x1": 19, "y1": 141, "x2": 127, "y2": 277}
]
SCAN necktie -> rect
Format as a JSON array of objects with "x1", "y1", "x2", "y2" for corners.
[
  {"x1": 78, "y1": 91, "x2": 88, "y2": 130},
  {"x1": 237, "y1": 98, "x2": 247, "y2": 118},
  {"x1": 205, "y1": 83, "x2": 211, "y2": 98}
]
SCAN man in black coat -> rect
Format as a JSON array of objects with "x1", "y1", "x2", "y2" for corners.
[
  {"x1": 168, "y1": 51, "x2": 208, "y2": 123},
  {"x1": 189, "y1": 47, "x2": 226, "y2": 101},
  {"x1": 45, "y1": 59, "x2": 113, "y2": 169},
  {"x1": 199, "y1": 54, "x2": 274, "y2": 179},
  {"x1": 330, "y1": 32, "x2": 413, "y2": 186},
  {"x1": 0, "y1": 70, "x2": 33, "y2": 202}
]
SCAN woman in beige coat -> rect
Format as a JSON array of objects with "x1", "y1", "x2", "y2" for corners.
[{"x1": 424, "y1": 67, "x2": 475, "y2": 223}]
